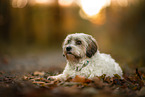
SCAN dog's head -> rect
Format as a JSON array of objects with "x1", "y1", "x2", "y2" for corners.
[{"x1": 63, "y1": 33, "x2": 98, "y2": 62}]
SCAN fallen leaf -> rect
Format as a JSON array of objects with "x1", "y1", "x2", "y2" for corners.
[
  {"x1": 91, "y1": 77, "x2": 104, "y2": 89},
  {"x1": 23, "y1": 76, "x2": 28, "y2": 80},
  {"x1": 33, "y1": 71, "x2": 45, "y2": 76},
  {"x1": 32, "y1": 81, "x2": 45, "y2": 84},
  {"x1": 71, "y1": 75, "x2": 86, "y2": 83}
]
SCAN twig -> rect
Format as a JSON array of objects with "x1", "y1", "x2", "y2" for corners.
[{"x1": 136, "y1": 68, "x2": 142, "y2": 80}]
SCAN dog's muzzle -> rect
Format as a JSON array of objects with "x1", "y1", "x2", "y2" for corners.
[
  {"x1": 66, "y1": 46, "x2": 72, "y2": 52},
  {"x1": 63, "y1": 46, "x2": 72, "y2": 57},
  {"x1": 64, "y1": 46, "x2": 81, "y2": 59},
  {"x1": 65, "y1": 46, "x2": 73, "y2": 54}
]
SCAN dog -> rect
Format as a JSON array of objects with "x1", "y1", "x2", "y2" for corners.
[{"x1": 48, "y1": 33, "x2": 123, "y2": 80}]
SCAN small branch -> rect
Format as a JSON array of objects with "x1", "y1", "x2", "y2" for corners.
[{"x1": 136, "y1": 68, "x2": 142, "y2": 80}]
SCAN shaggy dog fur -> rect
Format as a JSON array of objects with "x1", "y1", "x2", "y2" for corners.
[{"x1": 48, "y1": 33, "x2": 123, "y2": 80}]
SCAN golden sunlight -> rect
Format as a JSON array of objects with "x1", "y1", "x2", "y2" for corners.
[
  {"x1": 35, "y1": 0, "x2": 54, "y2": 4},
  {"x1": 12, "y1": 0, "x2": 28, "y2": 8},
  {"x1": 80, "y1": 0, "x2": 111, "y2": 16},
  {"x1": 117, "y1": 0, "x2": 128, "y2": 7},
  {"x1": 58, "y1": 0, "x2": 74, "y2": 7}
]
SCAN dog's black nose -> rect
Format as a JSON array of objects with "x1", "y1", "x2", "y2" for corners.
[{"x1": 66, "y1": 46, "x2": 72, "y2": 51}]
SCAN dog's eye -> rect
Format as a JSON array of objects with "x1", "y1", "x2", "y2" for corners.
[
  {"x1": 76, "y1": 40, "x2": 82, "y2": 45},
  {"x1": 68, "y1": 40, "x2": 71, "y2": 44}
]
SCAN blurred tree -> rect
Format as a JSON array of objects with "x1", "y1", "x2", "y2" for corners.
[
  {"x1": 120, "y1": 0, "x2": 145, "y2": 53},
  {"x1": 0, "y1": 0, "x2": 11, "y2": 43},
  {"x1": 48, "y1": 1, "x2": 64, "y2": 45}
]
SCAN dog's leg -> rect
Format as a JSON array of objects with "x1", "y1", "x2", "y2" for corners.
[
  {"x1": 47, "y1": 74, "x2": 67, "y2": 80},
  {"x1": 47, "y1": 64, "x2": 71, "y2": 80}
]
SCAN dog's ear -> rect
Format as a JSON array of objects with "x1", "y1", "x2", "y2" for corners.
[{"x1": 86, "y1": 36, "x2": 98, "y2": 58}]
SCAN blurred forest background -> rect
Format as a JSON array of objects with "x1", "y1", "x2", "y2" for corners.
[{"x1": 0, "y1": 0, "x2": 145, "y2": 72}]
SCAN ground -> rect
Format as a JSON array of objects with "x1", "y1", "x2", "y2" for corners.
[{"x1": 0, "y1": 50, "x2": 145, "y2": 97}]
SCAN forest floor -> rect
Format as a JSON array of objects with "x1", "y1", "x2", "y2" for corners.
[{"x1": 0, "y1": 49, "x2": 145, "y2": 97}]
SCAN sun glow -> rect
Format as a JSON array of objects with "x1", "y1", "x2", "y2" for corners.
[
  {"x1": 34, "y1": 0, "x2": 55, "y2": 5},
  {"x1": 58, "y1": 0, "x2": 74, "y2": 7},
  {"x1": 80, "y1": 0, "x2": 111, "y2": 16},
  {"x1": 12, "y1": 0, "x2": 28, "y2": 8},
  {"x1": 117, "y1": 0, "x2": 128, "y2": 7}
]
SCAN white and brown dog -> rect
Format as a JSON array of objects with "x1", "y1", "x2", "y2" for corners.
[{"x1": 48, "y1": 33, "x2": 123, "y2": 80}]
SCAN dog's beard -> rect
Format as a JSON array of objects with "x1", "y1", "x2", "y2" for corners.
[
  {"x1": 66, "y1": 54, "x2": 78, "y2": 62},
  {"x1": 65, "y1": 51, "x2": 81, "y2": 58},
  {"x1": 63, "y1": 49, "x2": 83, "y2": 62},
  {"x1": 66, "y1": 52, "x2": 81, "y2": 58}
]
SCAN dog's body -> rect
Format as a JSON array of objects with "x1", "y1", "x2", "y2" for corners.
[{"x1": 49, "y1": 33, "x2": 123, "y2": 80}]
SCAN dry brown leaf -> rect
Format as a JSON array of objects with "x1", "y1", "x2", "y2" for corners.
[
  {"x1": 71, "y1": 75, "x2": 88, "y2": 83},
  {"x1": 23, "y1": 76, "x2": 28, "y2": 80},
  {"x1": 92, "y1": 77, "x2": 104, "y2": 88},
  {"x1": 32, "y1": 81, "x2": 45, "y2": 84},
  {"x1": 33, "y1": 71, "x2": 45, "y2": 76}
]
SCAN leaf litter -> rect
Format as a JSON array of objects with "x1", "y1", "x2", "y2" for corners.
[
  {"x1": 22, "y1": 68, "x2": 145, "y2": 97},
  {"x1": 0, "y1": 69, "x2": 145, "y2": 97}
]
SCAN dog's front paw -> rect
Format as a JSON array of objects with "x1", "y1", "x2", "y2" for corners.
[
  {"x1": 47, "y1": 74, "x2": 67, "y2": 81},
  {"x1": 47, "y1": 76, "x2": 58, "y2": 80}
]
